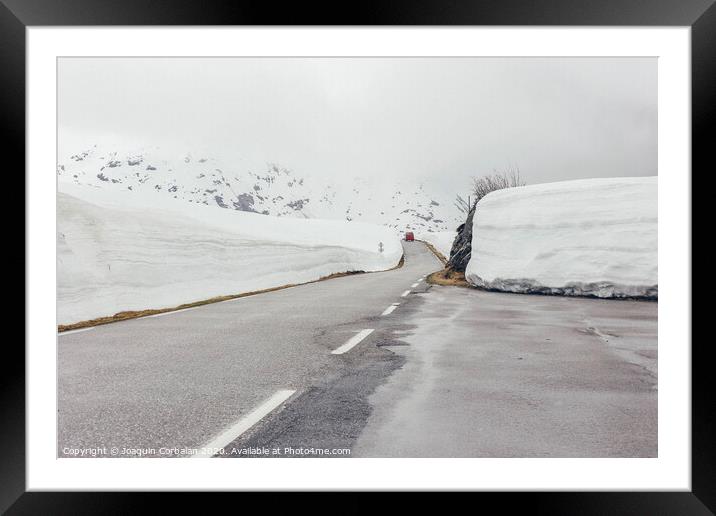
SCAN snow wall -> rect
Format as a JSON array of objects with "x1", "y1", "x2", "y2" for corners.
[
  {"x1": 58, "y1": 184, "x2": 402, "y2": 325},
  {"x1": 465, "y1": 177, "x2": 657, "y2": 299}
]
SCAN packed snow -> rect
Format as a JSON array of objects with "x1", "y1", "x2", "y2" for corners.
[
  {"x1": 58, "y1": 183, "x2": 402, "y2": 325},
  {"x1": 465, "y1": 177, "x2": 657, "y2": 299},
  {"x1": 415, "y1": 231, "x2": 457, "y2": 261}
]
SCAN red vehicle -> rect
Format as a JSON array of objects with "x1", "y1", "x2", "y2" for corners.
[{"x1": 405, "y1": 231, "x2": 415, "y2": 242}]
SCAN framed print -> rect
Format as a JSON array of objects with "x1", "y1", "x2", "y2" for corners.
[{"x1": 4, "y1": 0, "x2": 712, "y2": 511}]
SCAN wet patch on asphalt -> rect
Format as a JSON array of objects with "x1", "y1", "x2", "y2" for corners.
[
  {"x1": 218, "y1": 340, "x2": 406, "y2": 458},
  {"x1": 218, "y1": 286, "x2": 429, "y2": 458}
]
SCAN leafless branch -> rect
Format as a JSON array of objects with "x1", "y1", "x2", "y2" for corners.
[{"x1": 471, "y1": 165, "x2": 525, "y2": 207}]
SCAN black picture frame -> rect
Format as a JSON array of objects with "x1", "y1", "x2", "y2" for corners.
[{"x1": 4, "y1": 0, "x2": 710, "y2": 512}]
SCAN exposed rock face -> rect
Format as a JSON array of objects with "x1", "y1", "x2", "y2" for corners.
[
  {"x1": 234, "y1": 193, "x2": 256, "y2": 212},
  {"x1": 446, "y1": 205, "x2": 475, "y2": 272}
]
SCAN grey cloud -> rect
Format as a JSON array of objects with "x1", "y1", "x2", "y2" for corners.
[{"x1": 58, "y1": 57, "x2": 656, "y2": 194}]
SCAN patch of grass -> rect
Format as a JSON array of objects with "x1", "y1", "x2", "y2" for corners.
[
  {"x1": 58, "y1": 253, "x2": 406, "y2": 333},
  {"x1": 395, "y1": 253, "x2": 406, "y2": 269},
  {"x1": 426, "y1": 268, "x2": 470, "y2": 288}
]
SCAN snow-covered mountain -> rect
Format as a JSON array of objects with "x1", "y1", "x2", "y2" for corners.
[{"x1": 57, "y1": 144, "x2": 461, "y2": 232}]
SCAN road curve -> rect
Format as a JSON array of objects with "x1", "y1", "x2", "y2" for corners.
[{"x1": 58, "y1": 241, "x2": 442, "y2": 457}]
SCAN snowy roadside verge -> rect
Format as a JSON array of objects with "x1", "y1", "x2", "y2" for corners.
[
  {"x1": 465, "y1": 177, "x2": 657, "y2": 300},
  {"x1": 415, "y1": 231, "x2": 456, "y2": 263},
  {"x1": 58, "y1": 184, "x2": 402, "y2": 327}
]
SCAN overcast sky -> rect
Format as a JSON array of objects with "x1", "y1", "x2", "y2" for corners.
[{"x1": 59, "y1": 57, "x2": 656, "y2": 191}]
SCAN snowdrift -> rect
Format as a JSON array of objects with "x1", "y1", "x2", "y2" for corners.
[
  {"x1": 465, "y1": 177, "x2": 657, "y2": 299},
  {"x1": 415, "y1": 231, "x2": 456, "y2": 261},
  {"x1": 58, "y1": 184, "x2": 402, "y2": 325}
]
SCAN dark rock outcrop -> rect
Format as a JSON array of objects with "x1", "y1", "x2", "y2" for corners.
[
  {"x1": 446, "y1": 205, "x2": 476, "y2": 272},
  {"x1": 233, "y1": 193, "x2": 257, "y2": 212}
]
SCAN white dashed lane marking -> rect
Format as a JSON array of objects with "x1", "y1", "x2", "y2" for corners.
[
  {"x1": 401, "y1": 290, "x2": 411, "y2": 297},
  {"x1": 332, "y1": 329, "x2": 375, "y2": 355},
  {"x1": 381, "y1": 303, "x2": 400, "y2": 316},
  {"x1": 192, "y1": 389, "x2": 296, "y2": 458}
]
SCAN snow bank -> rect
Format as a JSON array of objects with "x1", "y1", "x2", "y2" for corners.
[
  {"x1": 58, "y1": 184, "x2": 402, "y2": 325},
  {"x1": 415, "y1": 231, "x2": 456, "y2": 261},
  {"x1": 465, "y1": 177, "x2": 657, "y2": 299}
]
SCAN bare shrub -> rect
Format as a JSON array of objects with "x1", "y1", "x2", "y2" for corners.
[
  {"x1": 453, "y1": 194, "x2": 472, "y2": 215},
  {"x1": 471, "y1": 166, "x2": 525, "y2": 208}
]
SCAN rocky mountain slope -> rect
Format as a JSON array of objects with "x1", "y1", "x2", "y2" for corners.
[{"x1": 57, "y1": 145, "x2": 461, "y2": 232}]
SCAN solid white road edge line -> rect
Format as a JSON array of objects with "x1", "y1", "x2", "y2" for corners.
[
  {"x1": 332, "y1": 329, "x2": 375, "y2": 355},
  {"x1": 401, "y1": 290, "x2": 411, "y2": 297},
  {"x1": 191, "y1": 389, "x2": 296, "y2": 458},
  {"x1": 381, "y1": 304, "x2": 399, "y2": 316},
  {"x1": 148, "y1": 306, "x2": 201, "y2": 318},
  {"x1": 58, "y1": 327, "x2": 95, "y2": 337}
]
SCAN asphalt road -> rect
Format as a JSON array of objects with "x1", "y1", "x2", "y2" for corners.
[
  {"x1": 58, "y1": 241, "x2": 441, "y2": 458},
  {"x1": 58, "y1": 241, "x2": 657, "y2": 458},
  {"x1": 354, "y1": 285, "x2": 657, "y2": 457}
]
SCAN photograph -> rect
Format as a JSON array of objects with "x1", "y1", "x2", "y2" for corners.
[
  {"x1": 56, "y1": 56, "x2": 658, "y2": 459},
  {"x1": 6, "y1": 3, "x2": 706, "y2": 505}
]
